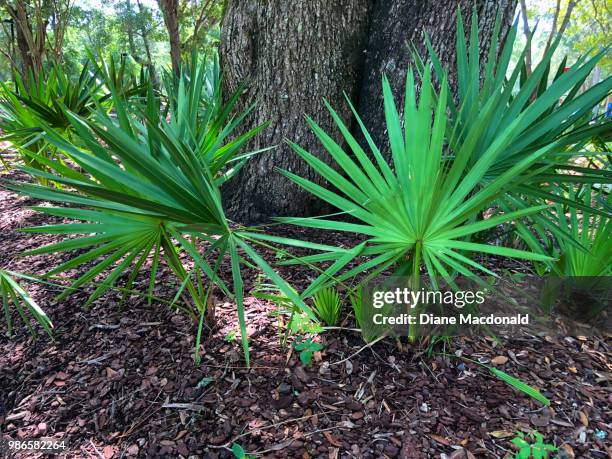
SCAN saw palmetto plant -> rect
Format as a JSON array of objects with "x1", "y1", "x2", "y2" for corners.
[
  {"x1": 8, "y1": 54, "x2": 314, "y2": 365},
  {"x1": 264, "y1": 67, "x2": 556, "y2": 299},
  {"x1": 262, "y1": 9, "x2": 612, "y2": 304},
  {"x1": 412, "y1": 9, "x2": 612, "y2": 238},
  {"x1": 11, "y1": 63, "x2": 102, "y2": 130},
  {"x1": 0, "y1": 63, "x2": 103, "y2": 179},
  {"x1": 517, "y1": 184, "x2": 611, "y2": 277}
]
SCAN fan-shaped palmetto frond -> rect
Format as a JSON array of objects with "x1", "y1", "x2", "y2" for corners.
[
  {"x1": 254, "y1": 67, "x2": 555, "y2": 296},
  {"x1": 0, "y1": 63, "x2": 103, "y2": 177},
  {"x1": 8, "y1": 55, "x2": 314, "y2": 365},
  {"x1": 412, "y1": 9, "x2": 612, "y2": 218},
  {"x1": 517, "y1": 184, "x2": 611, "y2": 277}
]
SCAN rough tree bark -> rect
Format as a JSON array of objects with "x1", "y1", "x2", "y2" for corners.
[
  {"x1": 12, "y1": 1, "x2": 38, "y2": 77},
  {"x1": 221, "y1": 0, "x2": 517, "y2": 223},
  {"x1": 358, "y1": 0, "x2": 517, "y2": 157},
  {"x1": 221, "y1": 0, "x2": 374, "y2": 223}
]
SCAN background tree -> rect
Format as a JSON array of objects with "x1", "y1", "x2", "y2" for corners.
[
  {"x1": 157, "y1": 0, "x2": 179, "y2": 74},
  {"x1": 220, "y1": 0, "x2": 518, "y2": 223},
  {"x1": 564, "y1": 0, "x2": 610, "y2": 74},
  {"x1": 179, "y1": 0, "x2": 223, "y2": 58},
  {"x1": 520, "y1": 0, "x2": 579, "y2": 74},
  {"x1": 0, "y1": 0, "x2": 224, "y2": 83},
  {"x1": 0, "y1": 0, "x2": 72, "y2": 81},
  {"x1": 158, "y1": 0, "x2": 223, "y2": 75},
  {"x1": 116, "y1": 0, "x2": 158, "y2": 81},
  {"x1": 514, "y1": 0, "x2": 609, "y2": 92}
]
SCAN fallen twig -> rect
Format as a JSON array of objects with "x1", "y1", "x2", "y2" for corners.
[{"x1": 329, "y1": 335, "x2": 387, "y2": 366}]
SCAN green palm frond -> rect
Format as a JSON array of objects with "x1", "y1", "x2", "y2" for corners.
[
  {"x1": 263, "y1": 66, "x2": 554, "y2": 291},
  {"x1": 1, "y1": 270, "x2": 52, "y2": 338},
  {"x1": 413, "y1": 8, "x2": 612, "y2": 213},
  {"x1": 517, "y1": 184, "x2": 611, "y2": 276}
]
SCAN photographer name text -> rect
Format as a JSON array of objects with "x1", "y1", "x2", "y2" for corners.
[{"x1": 372, "y1": 312, "x2": 530, "y2": 326}]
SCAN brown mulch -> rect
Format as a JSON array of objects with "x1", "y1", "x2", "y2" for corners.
[{"x1": 0, "y1": 171, "x2": 611, "y2": 459}]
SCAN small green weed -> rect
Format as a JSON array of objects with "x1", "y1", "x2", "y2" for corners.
[
  {"x1": 292, "y1": 336, "x2": 323, "y2": 366},
  {"x1": 231, "y1": 443, "x2": 254, "y2": 459},
  {"x1": 511, "y1": 431, "x2": 556, "y2": 459}
]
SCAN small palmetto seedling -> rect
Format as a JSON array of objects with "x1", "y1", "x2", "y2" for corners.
[
  {"x1": 1, "y1": 270, "x2": 52, "y2": 338},
  {"x1": 349, "y1": 286, "x2": 365, "y2": 328},
  {"x1": 349, "y1": 284, "x2": 395, "y2": 342},
  {"x1": 350, "y1": 285, "x2": 375, "y2": 342},
  {"x1": 313, "y1": 286, "x2": 341, "y2": 326}
]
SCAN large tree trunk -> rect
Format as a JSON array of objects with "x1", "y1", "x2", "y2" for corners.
[
  {"x1": 221, "y1": 0, "x2": 374, "y2": 223},
  {"x1": 221, "y1": 0, "x2": 517, "y2": 223},
  {"x1": 358, "y1": 0, "x2": 517, "y2": 157}
]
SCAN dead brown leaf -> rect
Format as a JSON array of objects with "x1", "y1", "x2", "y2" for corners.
[
  {"x1": 429, "y1": 434, "x2": 450, "y2": 446},
  {"x1": 491, "y1": 356, "x2": 509, "y2": 365},
  {"x1": 103, "y1": 445, "x2": 114, "y2": 459},
  {"x1": 559, "y1": 444, "x2": 575, "y2": 458},
  {"x1": 105, "y1": 367, "x2": 117, "y2": 378},
  {"x1": 578, "y1": 410, "x2": 589, "y2": 426}
]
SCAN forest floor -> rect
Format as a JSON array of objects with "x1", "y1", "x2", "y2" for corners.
[{"x1": 0, "y1": 171, "x2": 611, "y2": 459}]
